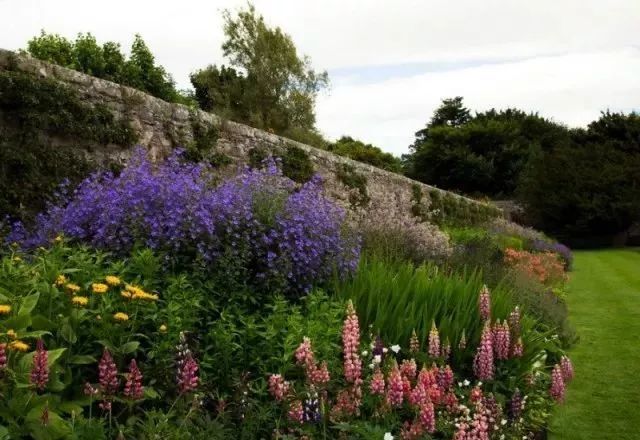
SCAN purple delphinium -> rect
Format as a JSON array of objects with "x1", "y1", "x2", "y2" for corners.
[
  {"x1": 530, "y1": 239, "x2": 573, "y2": 270},
  {"x1": 8, "y1": 148, "x2": 360, "y2": 295}
]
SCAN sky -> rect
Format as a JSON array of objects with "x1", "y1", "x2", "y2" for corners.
[{"x1": 1, "y1": 0, "x2": 639, "y2": 155}]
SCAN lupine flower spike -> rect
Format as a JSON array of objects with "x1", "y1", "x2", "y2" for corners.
[
  {"x1": 560, "y1": 356, "x2": 574, "y2": 381},
  {"x1": 370, "y1": 367, "x2": 385, "y2": 395},
  {"x1": 386, "y1": 361, "x2": 404, "y2": 407},
  {"x1": 511, "y1": 337, "x2": 524, "y2": 357},
  {"x1": 124, "y1": 359, "x2": 144, "y2": 400},
  {"x1": 419, "y1": 398, "x2": 436, "y2": 433},
  {"x1": 268, "y1": 374, "x2": 290, "y2": 401},
  {"x1": 342, "y1": 300, "x2": 362, "y2": 384},
  {"x1": 0, "y1": 343, "x2": 7, "y2": 371},
  {"x1": 441, "y1": 337, "x2": 451, "y2": 360},
  {"x1": 550, "y1": 364, "x2": 566, "y2": 402},
  {"x1": 492, "y1": 320, "x2": 510, "y2": 360},
  {"x1": 177, "y1": 353, "x2": 199, "y2": 394},
  {"x1": 479, "y1": 285, "x2": 491, "y2": 321},
  {"x1": 288, "y1": 400, "x2": 304, "y2": 424},
  {"x1": 30, "y1": 339, "x2": 49, "y2": 391},
  {"x1": 99, "y1": 348, "x2": 119, "y2": 395},
  {"x1": 428, "y1": 321, "x2": 440, "y2": 358},
  {"x1": 409, "y1": 329, "x2": 420, "y2": 353},
  {"x1": 458, "y1": 329, "x2": 467, "y2": 350},
  {"x1": 509, "y1": 388, "x2": 524, "y2": 421},
  {"x1": 473, "y1": 321, "x2": 495, "y2": 380}
]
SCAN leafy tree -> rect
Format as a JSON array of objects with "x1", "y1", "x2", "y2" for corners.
[
  {"x1": 25, "y1": 31, "x2": 184, "y2": 103},
  {"x1": 329, "y1": 136, "x2": 402, "y2": 172},
  {"x1": 191, "y1": 3, "x2": 328, "y2": 137},
  {"x1": 518, "y1": 111, "x2": 640, "y2": 243}
]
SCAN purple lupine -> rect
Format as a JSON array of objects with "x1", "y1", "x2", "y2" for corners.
[
  {"x1": 30, "y1": 339, "x2": 49, "y2": 391},
  {"x1": 560, "y1": 356, "x2": 574, "y2": 382},
  {"x1": 550, "y1": 364, "x2": 566, "y2": 402},
  {"x1": 473, "y1": 322, "x2": 495, "y2": 381},
  {"x1": 531, "y1": 239, "x2": 573, "y2": 270},
  {"x1": 99, "y1": 348, "x2": 119, "y2": 395},
  {"x1": 508, "y1": 388, "x2": 524, "y2": 421},
  {"x1": 7, "y1": 149, "x2": 360, "y2": 296},
  {"x1": 124, "y1": 359, "x2": 144, "y2": 400},
  {"x1": 478, "y1": 285, "x2": 491, "y2": 321}
]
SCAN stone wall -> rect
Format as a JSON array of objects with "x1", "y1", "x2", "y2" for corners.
[{"x1": 0, "y1": 48, "x2": 500, "y2": 221}]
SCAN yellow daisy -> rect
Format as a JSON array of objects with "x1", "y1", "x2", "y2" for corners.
[
  {"x1": 113, "y1": 312, "x2": 129, "y2": 322},
  {"x1": 133, "y1": 291, "x2": 159, "y2": 301},
  {"x1": 65, "y1": 283, "x2": 81, "y2": 294},
  {"x1": 8, "y1": 340, "x2": 29, "y2": 352},
  {"x1": 105, "y1": 275, "x2": 122, "y2": 287},
  {"x1": 91, "y1": 283, "x2": 109, "y2": 294},
  {"x1": 6, "y1": 329, "x2": 16, "y2": 339},
  {"x1": 0, "y1": 304, "x2": 11, "y2": 315},
  {"x1": 159, "y1": 324, "x2": 167, "y2": 333},
  {"x1": 55, "y1": 274, "x2": 68, "y2": 286},
  {"x1": 121, "y1": 290, "x2": 133, "y2": 299},
  {"x1": 71, "y1": 296, "x2": 89, "y2": 307}
]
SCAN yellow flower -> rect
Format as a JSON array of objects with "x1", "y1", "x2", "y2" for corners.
[
  {"x1": 133, "y1": 291, "x2": 159, "y2": 301},
  {"x1": 6, "y1": 329, "x2": 16, "y2": 339},
  {"x1": 121, "y1": 290, "x2": 133, "y2": 299},
  {"x1": 0, "y1": 304, "x2": 11, "y2": 315},
  {"x1": 105, "y1": 275, "x2": 122, "y2": 287},
  {"x1": 65, "y1": 283, "x2": 81, "y2": 294},
  {"x1": 113, "y1": 312, "x2": 129, "y2": 322},
  {"x1": 159, "y1": 324, "x2": 167, "y2": 333},
  {"x1": 91, "y1": 283, "x2": 108, "y2": 294},
  {"x1": 54, "y1": 234, "x2": 63, "y2": 243},
  {"x1": 55, "y1": 274, "x2": 68, "y2": 286},
  {"x1": 71, "y1": 296, "x2": 89, "y2": 307},
  {"x1": 8, "y1": 340, "x2": 29, "y2": 352},
  {"x1": 12, "y1": 256, "x2": 22, "y2": 262}
]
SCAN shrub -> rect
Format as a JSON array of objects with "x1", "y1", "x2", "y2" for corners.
[
  {"x1": 504, "y1": 248, "x2": 566, "y2": 287},
  {"x1": 351, "y1": 192, "x2": 451, "y2": 263},
  {"x1": 487, "y1": 218, "x2": 550, "y2": 245},
  {"x1": 7, "y1": 148, "x2": 359, "y2": 296},
  {"x1": 530, "y1": 239, "x2": 573, "y2": 270}
]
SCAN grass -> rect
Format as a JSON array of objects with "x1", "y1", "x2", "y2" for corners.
[{"x1": 549, "y1": 248, "x2": 640, "y2": 439}]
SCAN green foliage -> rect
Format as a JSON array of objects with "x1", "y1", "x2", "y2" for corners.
[
  {"x1": 328, "y1": 136, "x2": 402, "y2": 173},
  {"x1": 0, "y1": 68, "x2": 135, "y2": 219},
  {"x1": 182, "y1": 115, "x2": 231, "y2": 167},
  {"x1": 25, "y1": 31, "x2": 186, "y2": 103},
  {"x1": 518, "y1": 111, "x2": 640, "y2": 244},
  {"x1": 336, "y1": 164, "x2": 370, "y2": 207},
  {"x1": 247, "y1": 144, "x2": 314, "y2": 183},
  {"x1": 412, "y1": 187, "x2": 501, "y2": 227},
  {"x1": 405, "y1": 97, "x2": 570, "y2": 198}
]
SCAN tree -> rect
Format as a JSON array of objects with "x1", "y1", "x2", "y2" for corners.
[
  {"x1": 191, "y1": 3, "x2": 328, "y2": 134},
  {"x1": 329, "y1": 136, "x2": 402, "y2": 173}
]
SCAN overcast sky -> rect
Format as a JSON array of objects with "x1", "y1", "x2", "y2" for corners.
[{"x1": 1, "y1": 0, "x2": 639, "y2": 155}]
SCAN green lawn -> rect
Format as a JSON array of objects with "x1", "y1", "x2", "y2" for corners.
[{"x1": 549, "y1": 249, "x2": 640, "y2": 439}]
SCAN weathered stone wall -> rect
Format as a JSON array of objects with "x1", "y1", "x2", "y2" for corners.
[{"x1": 0, "y1": 48, "x2": 500, "y2": 219}]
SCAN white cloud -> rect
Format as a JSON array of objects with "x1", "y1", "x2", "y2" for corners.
[{"x1": 1, "y1": 0, "x2": 639, "y2": 154}]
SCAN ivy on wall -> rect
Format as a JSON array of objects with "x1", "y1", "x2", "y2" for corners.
[
  {"x1": 248, "y1": 144, "x2": 315, "y2": 184},
  {"x1": 0, "y1": 65, "x2": 137, "y2": 220}
]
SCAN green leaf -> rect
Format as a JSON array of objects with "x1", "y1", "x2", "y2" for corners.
[
  {"x1": 119, "y1": 341, "x2": 140, "y2": 354},
  {"x1": 18, "y1": 292, "x2": 40, "y2": 317},
  {"x1": 25, "y1": 406, "x2": 70, "y2": 440},
  {"x1": 68, "y1": 355, "x2": 96, "y2": 365},
  {"x1": 19, "y1": 348, "x2": 67, "y2": 373},
  {"x1": 143, "y1": 387, "x2": 160, "y2": 399},
  {"x1": 60, "y1": 322, "x2": 77, "y2": 344}
]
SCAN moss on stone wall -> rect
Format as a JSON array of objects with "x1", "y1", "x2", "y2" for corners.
[
  {"x1": 248, "y1": 144, "x2": 314, "y2": 184},
  {"x1": 336, "y1": 164, "x2": 370, "y2": 207}
]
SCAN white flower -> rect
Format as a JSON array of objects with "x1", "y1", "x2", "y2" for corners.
[
  {"x1": 362, "y1": 350, "x2": 368, "y2": 356},
  {"x1": 477, "y1": 381, "x2": 483, "y2": 386},
  {"x1": 384, "y1": 433, "x2": 394, "y2": 440},
  {"x1": 390, "y1": 344, "x2": 401, "y2": 353},
  {"x1": 463, "y1": 379, "x2": 470, "y2": 386},
  {"x1": 500, "y1": 435, "x2": 505, "y2": 440},
  {"x1": 369, "y1": 363, "x2": 375, "y2": 369},
  {"x1": 373, "y1": 355, "x2": 382, "y2": 364},
  {"x1": 382, "y1": 347, "x2": 389, "y2": 353},
  {"x1": 458, "y1": 382, "x2": 463, "y2": 387},
  {"x1": 501, "y1": 419, "x2": 507, "y2": 426}
]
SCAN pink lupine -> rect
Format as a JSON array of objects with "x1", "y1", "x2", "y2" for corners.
[
  {"x1": 560, "y1": 356, "x2": 574, "y2": 381},
  {"x1": 409, "y1": 329, "x2": 420, "y2": 353},
  {"x1": 0, "y1": 343, "x2": 6, "y2": 371},
  {"x1": 295, "y1": 337, "x2": 315, "y2": 369},
  {"x1": 331, "y1": 384, "x2": 362, "y2": 419},
  {"x1": 419, "y1": 398, "x2": 436, "y2": 433},
  {"x1": 30, "y1": 339, "x2": 49, "y2": 391},
  {"x1": 309, "y1": 361, "x2": 331, "y2": 386},
  {"x1": 409, "y1": 380, "x2": 428, "y2": 406},
  {"x1": 441, "y1": 337, "x2": 451, "y2": 360},
  {"x1": 443, "y1": 391, "x2": 459, "y2": 412},
  {"x1": 342, "y1": 301, "x2": 362, "y2": 384},
  {"x1": 459, "y1": 330, "x2": 467, "y2": 350},
  {"x1": 370, "y1": 367, "x2": 385, "y2": 395},
  {"x1": 467, "y1": 402, "x2": 491, "y2": 440},
  {"x1": 470, "y1": 385, "x2": 483, "y2": 403},
  {"x1": 400, "y1": 358, "x2": 417, "y2": 379},
  {"x1": 550, "y1": 364, "x2": 565, "y2": 402},
  {"x1": 417, "y1": 365, "x2": 436, "y2": 389},
  {"x1": 428, "y1": 321, "x2": 440, "y2": 358},
  {"x1": 123, "y1": 359, "x2": 144, "y2": 400},
  {"x1": 288, "y1": 399, "x2": 304, "y2": 424},
  {"x1": 492, "y1": 320, "x2": 510, "y2": 360},
  {"x1": 99, "y1": 348, "x2": 119, "y2": 395},
  {"x1": 453, "y1": 421, "x2": 469, "y2": 440},
  {"x1": 401, "y1": 420, "x2": 425, "y2": 440},
  {"x1": 437, "y1": 365, "x2": 454, "y2": 390},
  {"x1": 473, "y1": 322, "x2": 495, "y2": 380},
  {"x1": 268, "y1": 374, "x2": 290, "y2": 401},
  {"x1": 511, "y1": 337, "x2": 524, "y2": 358},
  {"x1": 386, "y1": 361, "x2": 404, "y2": 407},
  {"x1": 478, "y1": 285, "x2": 491, "y2": 321},
  {"x1": 508, "y1": 306, "x2": 521, "y2": 338},
  {"x1": 177, "y1": 353, "x2": 199, "y2": 394}
]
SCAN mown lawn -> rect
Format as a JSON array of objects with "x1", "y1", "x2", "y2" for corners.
[{"x1": 549, "y1": 249, "x2": 640, "y2": 439}]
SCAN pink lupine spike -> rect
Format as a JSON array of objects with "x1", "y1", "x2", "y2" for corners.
[
  {"x1": 30, "y1": 339, "x2": 49, "y2": 391},
  {"x1": 560, "y1": 356, "x2": 574, "y2": 381},
  {"x1": 550, "y1": 364, "x2": 566, "y2": 402},
  {"x1": 99, "y1": 348, "x2": 119, "y2": 395},
  {"x1": 479, "y1": 285, "x2": 491, "y2": 321},
  {"x1": 386, "y1": 361, "x2": 404, "y2": 407},
  {"x1": 473, "y1": 322, "x2": 495, "y2": 381},
  {"x1": 370, "y1": 367, "x2": 385, "y2": 395},
  {"x1": 342, "y1": 300, "x2": 362, "y2": 384},
  {"x1": 268, "y1": 374, "x2": 290, "y2": 401},
  {"x1": 124, "y1": 359, "x2": 144, "y2": 400},
  {"x1": 428, "y1": 321, "x2": 440, "y2": 358},
  {"x1": 419, "y1": 398, "x2": 436, "y2": 433},
  {"x1": 177, "y1": 353, "x2": 199, "y2": 394}
]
